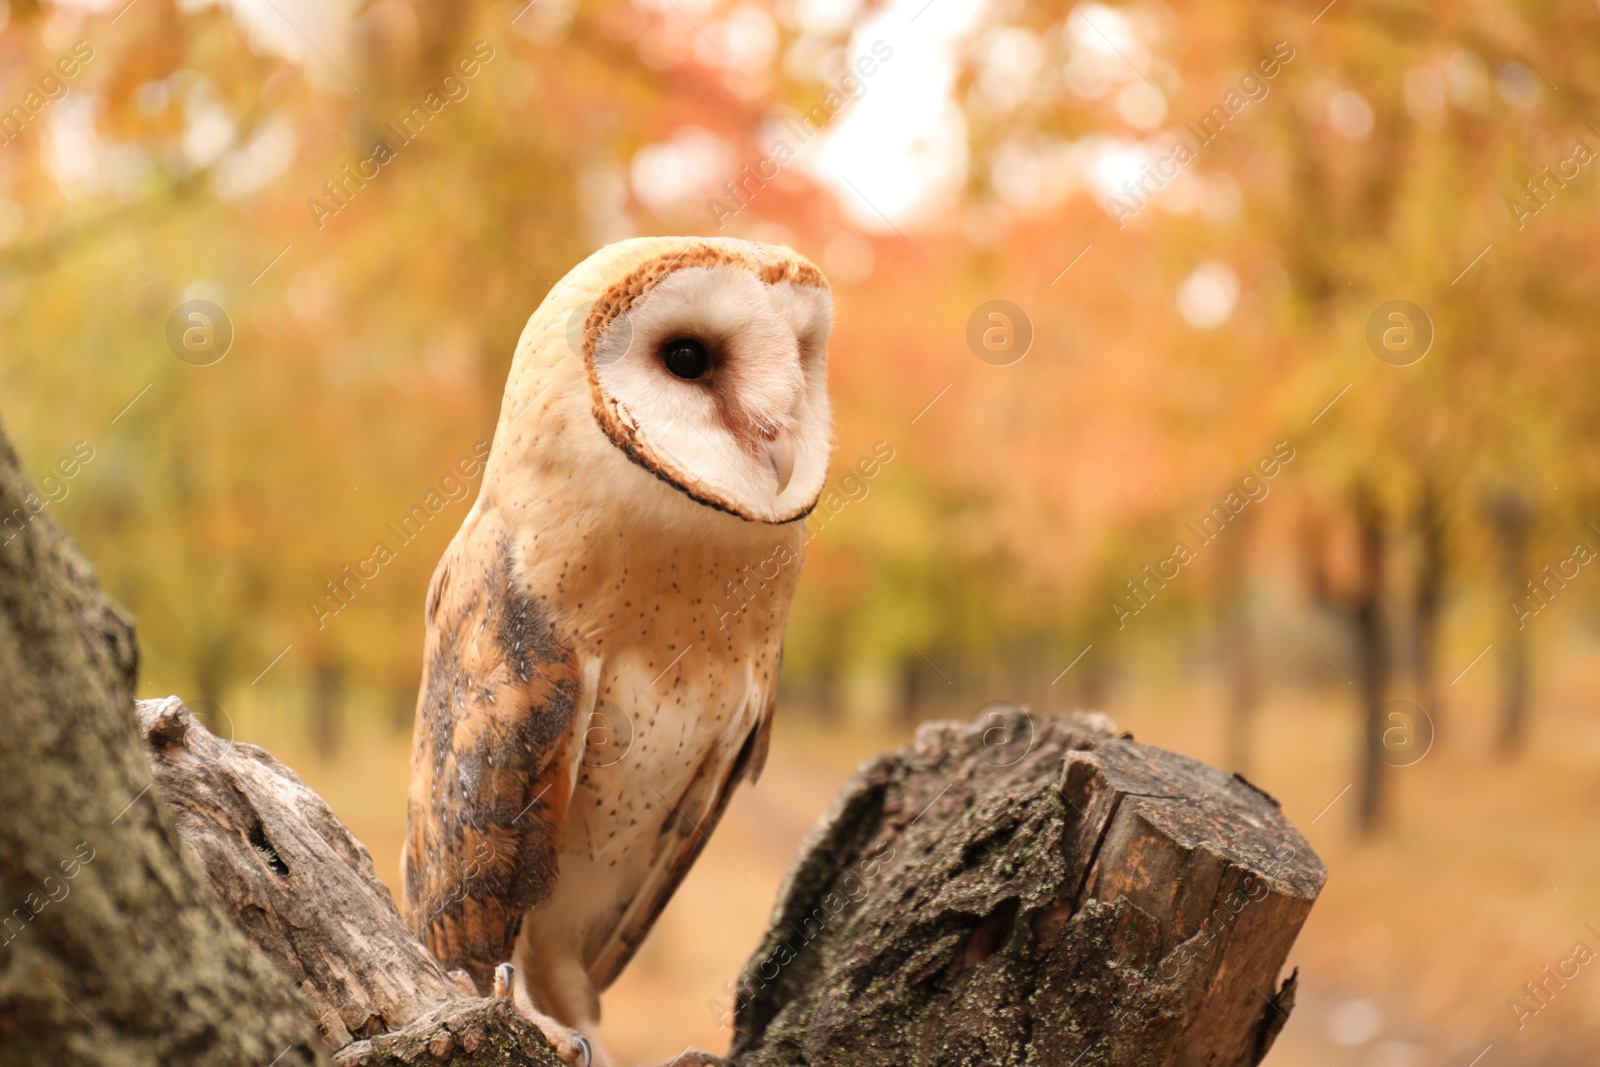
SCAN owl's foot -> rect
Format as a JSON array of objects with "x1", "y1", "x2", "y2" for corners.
[
  {"x1": 655, "y1": 1051, "x2": 727, "y2": 1067},
  {"x1": 491, "y1": 962, "x2": 516, "y2": 998},
  {"x1": 492, "y1": 963, "x2": 595, "y2": 1067}
]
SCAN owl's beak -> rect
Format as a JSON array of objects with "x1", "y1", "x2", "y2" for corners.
[{"x1": 760, "y1": 429, "x2": 795, "y2": 494}]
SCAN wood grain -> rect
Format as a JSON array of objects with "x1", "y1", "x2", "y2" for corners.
[{"x1": 136, "y1": 697, "x2": 503, "y2": 1050}]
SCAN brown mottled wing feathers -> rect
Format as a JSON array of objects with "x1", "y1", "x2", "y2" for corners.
[{"x1": 404, "y1": 506, "x2": 581, "y2": 994}]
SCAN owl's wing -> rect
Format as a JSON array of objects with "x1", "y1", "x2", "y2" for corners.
[
  {"x1": 585, "y1": 674, "x2": 776, "y2": 991},
  {"x1": 403, "y1": 504, "x2": 584, "y2": 995}
]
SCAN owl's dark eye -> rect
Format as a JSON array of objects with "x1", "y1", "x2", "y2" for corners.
[{"x1": 661, "y1": 337, "x2": 710, "y2": 380}]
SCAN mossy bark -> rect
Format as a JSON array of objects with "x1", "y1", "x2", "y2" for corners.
[
  {"x1": 333, "y1": 999, "x2": 563, "y2": 1067},
  {"x1": 0, "y1": 425, "x2": 328, "y2": 1066},
  {"x1": 135, "y1": 696, "x2": 468, "y2": 1048},
  {"x1": 727, "y1": 711, "x2": 1325, "y2": 1067},
  {"x1": 132, "y1": 696, "x2": 557, "y2": 1067}
]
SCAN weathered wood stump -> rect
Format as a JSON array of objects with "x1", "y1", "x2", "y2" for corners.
[
  {"x1": 728, "y1": 707, "x2": 1324, "y2": 1067},
  {"x1": 134, "y1": 696, "x2": 562, "y2": 1067},
  {"x1": 134, "y1": 697, "x2": 1322, "y2": 1067}
]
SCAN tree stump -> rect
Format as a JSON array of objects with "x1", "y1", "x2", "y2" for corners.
[
  {"x1": 133, "y1": 697, "x2": 563, "y2": 1067},
  {"x1": 728, "y1": 707, "x2": 1325, "y2": 1067},
  {"x1": 136, "y1": 696, "x2": 479, "y2": 1048}
]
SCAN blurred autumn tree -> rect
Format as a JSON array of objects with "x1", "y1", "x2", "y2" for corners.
[{"x1": 2, "y1": 0, "x2": 1597, "y2": 832}]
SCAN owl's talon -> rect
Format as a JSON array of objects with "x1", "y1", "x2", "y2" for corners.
[
  {"x1": 492, "y1": 961, "x2": 516, "y2": 998},
  {"x1": 510, "y1": 1005, "x2": 595, "y2": 1067}
]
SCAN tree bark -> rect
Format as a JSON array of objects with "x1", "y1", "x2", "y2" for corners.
[
  {"x1": 0, "y1": 429, "x2": 328, "y2": 1067},
  {"x1": 133, "y1": 696, "x2": 475, "y2": 1049},
  {"x1": 727, "y1": 709, "x2": 1325, "y2": 1067}
]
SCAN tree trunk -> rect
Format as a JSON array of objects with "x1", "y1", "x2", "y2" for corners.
[
  {"x1": 0, "y1": 428, "x2": 328, "y2": 1067},
  {"x1": 1217, "y1": 513, "x2": 1258, "y2": 776},
  {"x1": 133, "y1": 696, "x2": 473, "y2": 1049},
  {"x1": 1304, "y1": 486, "x2": 1391, "y2": 833},
  {"x1": 897, "y1": 656, "x2": 922, "y2": 728},
  {"x1": 312, "y1": 659, "x2": 346, "y2": 756},
  {"x1": 1411, "y1": 477, "x2": 1446, "y2": 737},
  {"x1": 1485, "y1": 491, "x2": 1531, "y2": 754},
  {"x1": 1351, "y1": 485, "x2": 1388, "y2": 834}
]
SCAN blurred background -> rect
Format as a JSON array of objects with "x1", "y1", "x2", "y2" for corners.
[{"x1": 2, "y1": 0, "x2": 1598, "y2": 1063}]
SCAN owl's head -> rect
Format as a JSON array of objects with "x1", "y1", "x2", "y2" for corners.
[{"x1": 544, "y1": 238, "x2": 833, "y2": 525}]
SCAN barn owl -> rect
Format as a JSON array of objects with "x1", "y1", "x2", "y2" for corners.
[{"x1": 403, "y1": 237, "x2": 832, "y2": 1067}]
